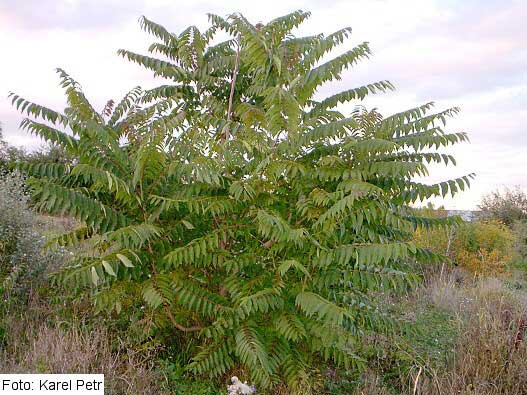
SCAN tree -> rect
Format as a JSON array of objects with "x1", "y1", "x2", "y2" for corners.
[
  {"x1": 1, "y1": 123, "x2": 73, "y2": 176},
  {"x1": 10, "y1": 11, "x2": 472, "y2": 391},
  {"x1": 0, "y1": 124, "x2": 24, "y2": 175},
  {"x1": 479, "y1": 187, "x2": 527, "y2": 227}
]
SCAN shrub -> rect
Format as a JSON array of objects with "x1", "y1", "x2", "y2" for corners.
[
  {"x1": 413, "y1": 206, "x2": 452, "y2": 255},
  {"x1": 0, "y1": 171, "x2": 62, "y2": 301},
  {"x1": 452, "y1": 220, "x2": 513, "y2": 275},
  {"x1": 479, "y1": 187, "x2": 527, "y2": 227},
  {"x1": 414, "y1": 210, "x2": 515, "y2": 276},
  {"x1": 10, "y1": 11, "x2": 471, "y2": 391},
  {"x1": 478, "y1": 187, "x2": 527, "y2": 269},
  {"x1": 512, "y1": 220, "x2": 527, "y2": 261}
]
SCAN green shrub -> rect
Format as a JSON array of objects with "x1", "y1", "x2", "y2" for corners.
[
  {"x1": 10, "y1": 11, "x2": 471, "y2": 392},
  {"x1": 413, "y1": 206, "x2": 452, "y2": 254},
  {"x1": 414, "y1": 207, "x2": 515, "y2": 276},
  {"x1": 157, "y1": 360, "x2": 222, "y2": 394},
  {"x1": 0, "y1": 171, "x2": 62, "y2": 300}
]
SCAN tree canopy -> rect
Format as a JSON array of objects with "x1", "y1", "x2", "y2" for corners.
[
  {"x1": 479, "y1": 187, "x2": 527, "y2": 227},
  {"x1": 10, "y1": 10, "x2": 472, "y2": 391}
]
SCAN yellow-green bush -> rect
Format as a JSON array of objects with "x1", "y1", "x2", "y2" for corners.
[
  {"x1": 413, "y1": 206, "x2": 451, "y2": 257},
  {"x1": 452, "y1": 220, "x2": 513, "y2": 275},
  {"x1": 415, "y1": 215, "x2": 514, "y2": 275}
]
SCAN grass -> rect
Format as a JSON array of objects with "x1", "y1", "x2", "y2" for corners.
[
  {"x1": 2, "y1": 202, "x2": 527, "y2": 394},
  {"x1": 343, "y1": 270, "x2": 527, "y2": 395},
  {"x1": 0, "y1": 295, "x2": 168, "y2": 394},
  {"x1": 3, "y1": 268, "x2": 526, "y2": 394},
  {"x1": 0, "y1": 294, "x2": 228, "y2": 394}
]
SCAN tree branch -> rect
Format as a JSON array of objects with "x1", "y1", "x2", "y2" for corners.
[
  {"x1": 164, "y1": 305, "x2": 203, "y2": 333},
  {"x1": 149, "y1": 249, "x2": 202, "y2": 333},
  {"x1": 225, "y1": 35, "x2": 241, "y2": 140}
]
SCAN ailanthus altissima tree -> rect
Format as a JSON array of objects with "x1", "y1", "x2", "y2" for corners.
[{"x1": 11, "y1": 10, "x2": 473, "y2": 391}]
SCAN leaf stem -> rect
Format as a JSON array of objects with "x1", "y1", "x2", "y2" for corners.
[{"x1": 225, "y1": 34, "x2": 241, "y2": 140}]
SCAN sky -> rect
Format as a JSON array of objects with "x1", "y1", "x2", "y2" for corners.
[{"x1": 0, "y1": 0, "x2": 525, "y2": 209}]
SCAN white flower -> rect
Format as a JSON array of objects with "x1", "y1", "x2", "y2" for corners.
[{"x1": 227, "y1": 376, "x2": 256, "y2": 395}]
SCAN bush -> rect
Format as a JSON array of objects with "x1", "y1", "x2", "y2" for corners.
[
  {"x1": 512, "y1": 220, "x2": 527, "y2": 260},
  {"x1": 452, "y1": 220, "x2": 514, "y2": 275},
  {"x1": 479, "y1": 187, "x2": 527, "y2": 227},
  {"x1": 10, "y1": 11, "x2": 471, "y2": 391},
  {"x1": 414, "y1": 211, "x2": 514, "y2": 276},
  {"x1": 412, "y1": 206, "x2": 453, "y2": 270},
  {"x1": 0, "y1": 171, "x2": 63, "y2": 305}
]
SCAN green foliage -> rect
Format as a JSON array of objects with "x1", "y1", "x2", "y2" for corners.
[
  {"x1": 0, "y1": 126, "x2": 24, "y2": 175},
  {"x1": 454, "y1": 220, "x2": 513, "y2": 256},
  {"x1": 11, "y1": 10, "x2": 472, "y2": 391},
  {"x1": 323, "y1": 295, "x2": 458, "y2": 394},
  {"x1": 478, "y1": 187, "x2": 527, "y2": 272},
  {"x1": 157, "y1": 360, "x2": 222, "y2": 394},
  {"x1": 1, "y1": 124, "x2": 73, "y2": 179},
  {"x1": 412, "y1": 205, "x2": 451, "y2": 255},
  {"x1": 415, "y1": 210, "x2": 514, "y2": 275},
  {"x1": 0, "y1": 171, "x2": 62, "y2": 304}
]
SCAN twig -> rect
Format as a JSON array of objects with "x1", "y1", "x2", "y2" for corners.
[
  {"x1": 413, "y1": 366, "x2": 423, "y2": 395},
  {"x1": 148, "y1": 245, "x2": 202, "y2": 333},
  {"x1": 163, "y1": 305, "x2": 202, "y2": 332}
]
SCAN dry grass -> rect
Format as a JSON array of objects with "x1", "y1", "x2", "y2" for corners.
[
  {"x1": 351, "y1": 271, "x2": 527, "y2": 395},
  {"x1": 0, "y1": 299, "x2": 168, "y2": 394},
  {"x1": 3, "y1": 270, "x2": 526, "y2": 394},
  {"x1": 416, "y1": 273, "x2": 527, "y2": 395}
]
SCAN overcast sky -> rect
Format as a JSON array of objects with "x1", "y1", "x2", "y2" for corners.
[{"x1": 0, "y1": 0, "x2": 525, "y2": 209}]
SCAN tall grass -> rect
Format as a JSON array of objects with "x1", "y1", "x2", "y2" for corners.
[
  {"x1": 419, "y1": 275, "x2": 527, "y2": 394},
  {"x1": 0, "y1": 295, "x2": 168, "y2": 394},
  {"x1": 352, "y1": 272, "x2": 527, "y2": 395}
]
